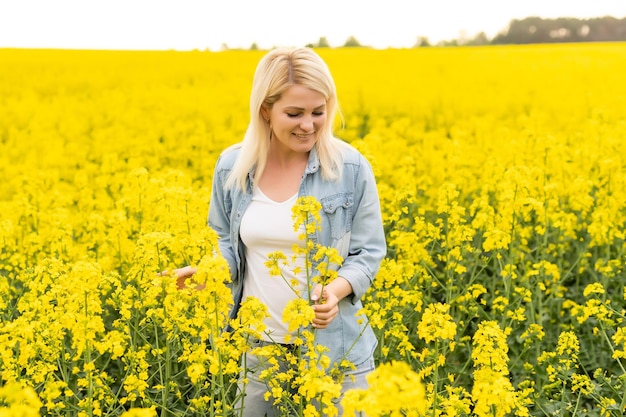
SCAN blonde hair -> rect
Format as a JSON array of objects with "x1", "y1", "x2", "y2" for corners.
[{"x1": 225, "y1": 47, "x2": 344, "y2": 190}]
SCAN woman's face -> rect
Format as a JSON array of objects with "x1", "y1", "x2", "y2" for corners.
[{"x1": 263, "y1": 84, "x2": 327, "y2": 156}]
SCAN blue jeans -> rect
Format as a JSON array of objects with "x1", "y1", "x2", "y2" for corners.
[{"x1": 237, "y1": 343, "x2": 374, "y2": 417}]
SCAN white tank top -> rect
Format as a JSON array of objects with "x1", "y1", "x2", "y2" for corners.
[{"x1": 240, "y1": 187, "x2": 306, "y2": 343}]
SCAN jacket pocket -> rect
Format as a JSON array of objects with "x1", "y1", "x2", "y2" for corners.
[{"x1": 321, "y1": 193, "x2": 353, "y2": 240}]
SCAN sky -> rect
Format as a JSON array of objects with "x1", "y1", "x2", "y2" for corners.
[{"x1": 0, "y1": 0, "x2": 625, "y2": 50}]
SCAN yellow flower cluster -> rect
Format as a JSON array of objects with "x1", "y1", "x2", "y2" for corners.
[
  {"x1": 2, "y1": 42, "x2": 626, "y2": 415},
  {"x1": 0, "y1": 383, "x2": 42, "y2": 417},
  {"x1": 341, "y1": 361, "x2": 426, "y2": 417},
  {"x1": 471, "y1": 321, "x2": 530, "y2": 417},
  {"x1": 417, "y1": 303, "x2": 457, "y2": 344}
]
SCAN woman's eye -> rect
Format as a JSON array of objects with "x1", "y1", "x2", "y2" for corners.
[{"x1": 286, "y1": 111, "x2": 324, "y2": 118}]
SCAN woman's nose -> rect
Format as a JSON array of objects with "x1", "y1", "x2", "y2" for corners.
[{"x1": 300, "y1": 116, "x2": 314, "y2": 131}]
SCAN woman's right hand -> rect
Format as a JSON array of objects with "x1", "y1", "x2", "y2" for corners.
[
  {"x1": 175, "y1": 266, "x2": 198, "y2": 289},
  {"x1": 160, "y1": 266, "x2": 198, "y2": 289}
]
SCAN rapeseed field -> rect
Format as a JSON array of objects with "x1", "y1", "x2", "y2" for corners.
[{"x1": 1, "y1": 43, "x2": 626, "y2": 416}]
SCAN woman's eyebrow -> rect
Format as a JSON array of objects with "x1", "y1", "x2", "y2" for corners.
[{"x1": 283, "y1": 104, "x2": 326, "y2": 111}]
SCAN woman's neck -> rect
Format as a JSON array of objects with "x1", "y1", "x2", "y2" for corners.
[
  {"x1": 258, "y1": 149, "x2": 309, "y2": 201},
  {"x1": 266, "y1": 142, "x2": 309, "y2": 169}
]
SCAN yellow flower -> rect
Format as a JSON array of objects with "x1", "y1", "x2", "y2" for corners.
[
  {"x1": 599, "y1": 397, "x2": 618, "y2": 417},
  {"x1": 341, "y1": 361, "x2": 426, "y2": 416},
  {"x1": 292, "y1": 196, "x2": 322, "y2": 236},
  {"x1": 520, "y1": 324, "x2": 545, "y2": 348},
  {"x1": 613, "y1": 326, "x2": 626, "y2": 347},
  {"x1": 265, "y1": 251, "x2": 288, "y2": 276},
  {"x1": 555, "y1": 331, "x2": 580, "y2": 358},
  {"x1": 120, "y1": 408, "x2": 157, "y2": 417},
  {"x1": 230, "y1": 296, "x2": 269, "y2": 346},
  {"x1": 186, "y1": 363, "x2": 206, "y2": 385},
  {"x1": 571, "y1": 373, "x2": 593, "y2": 395},
  {"x1": 0, "y1": 383, "x2": 42, "y2": 417},
  {"x1": 472, "y1": 321, "x2": 510, "y2": 373},
  {"x1": 583, "y1": 282, "x2": 606, "y2": 297},
  {"x1": 472, "y1": 369, "x2": 519, "y2": 417},
  {"x1": 417, "y1": 303, "x2": 457, "y2": 343},
  {"x1": 471, "y1": 321, "x2": 528, "y2": 416},
  {"x1": 282, "y1": 298, "x2": 315, "y2": 332},
  {"x1": 439, "y1": 386, "x2": 472, "y2": 416}
]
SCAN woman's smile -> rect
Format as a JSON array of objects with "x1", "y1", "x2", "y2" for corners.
[{"x1": 293, "y1": 131, "x2": 315, "y2": 139}]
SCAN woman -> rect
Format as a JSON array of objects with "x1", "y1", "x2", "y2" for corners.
[{"x1": 179, "y1": 47, "x2": 385, "y2": 416}]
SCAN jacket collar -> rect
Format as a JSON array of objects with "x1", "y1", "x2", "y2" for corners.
[{"x1": 305, "y1": 146, "x2": 321, "y2": 175}]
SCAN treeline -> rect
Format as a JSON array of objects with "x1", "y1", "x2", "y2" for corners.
[
  {"x1": 233, "y1": 16, "x2": 626, "y2": 51},
  {"x1": 416, "y1": 16, "x2": 626, "y2": 46},
  {"x1": 306, "y1": 16, "x2": 626, "y2": 48},
  {"x1": 491, "y1": 16, "x2": 626, "y2": 45}
]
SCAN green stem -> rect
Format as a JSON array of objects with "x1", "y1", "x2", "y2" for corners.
[
  {"x1": 157, "y1": 281, "x2": 171, "y2": 417},
  {"x1": 431, "y1": 339, "x2": 440, "y2": 417},
  {"x1": 84, "y1": 291, "x2": 93, "y2": 417},
  {"x1": 571, "y1": 392, "x2": 582, "y2": 416},
  {"x1": 598, "y1": 323, "x2": 626, "y2": 374},
  {"x1": 238, "y1": 352, "x2": 248, "y2": 417},
  {"x1": 214, "y1": 291, "x2": 227, "y2": 417}
]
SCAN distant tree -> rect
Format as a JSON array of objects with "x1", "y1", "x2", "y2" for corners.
[
  {"x1": 437, "y1": 39, "x2": 458, "y2": 47},
  {"x1": 307, "y1": 36, "x2": 331, "y2": 48},
  {"x1": 317, "y1": 36, "x2": 330, "y2": 48},
  {"x1": 343, "y1": 36, "x2": 362, "y2": 47},
  {"x1": 492, "y1": 17, "x2": 549, "y2": 44},
  {"x1": 586, "y1": 16, "x2": 626, "y2": 41},
  {"x1": 466, "y1": 32, "x2": 490, "y2": 46},
  {"x1": 415, "y1": 36, "x2": 431, "y2": 47},
  {"x1": 249, "y1": 42, "x2": 259, "y2": 50}
]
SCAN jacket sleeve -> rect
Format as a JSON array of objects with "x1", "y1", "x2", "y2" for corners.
[
  {"x1": 339, "y1": 154, "x2": 387, "y2": 304},
  {"x1": 208, "y1": 157, "x2": 238, "y2": 283}
]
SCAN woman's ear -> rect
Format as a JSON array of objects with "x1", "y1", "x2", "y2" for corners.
[{"x1": 260, "y1": 106, "x2": 269, "y2": 122}]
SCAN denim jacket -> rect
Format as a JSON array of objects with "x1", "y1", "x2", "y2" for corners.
[{"x1": 208, "y1": 142, "x2": 386, "y2": 367}]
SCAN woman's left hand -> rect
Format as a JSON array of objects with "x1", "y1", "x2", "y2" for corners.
[
  {"x1": 310, "y1": 277, "x2": 353, "y2": 329},
  {"x1": 311, "y1": 285, "x2": 339, "y2": 329}
]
